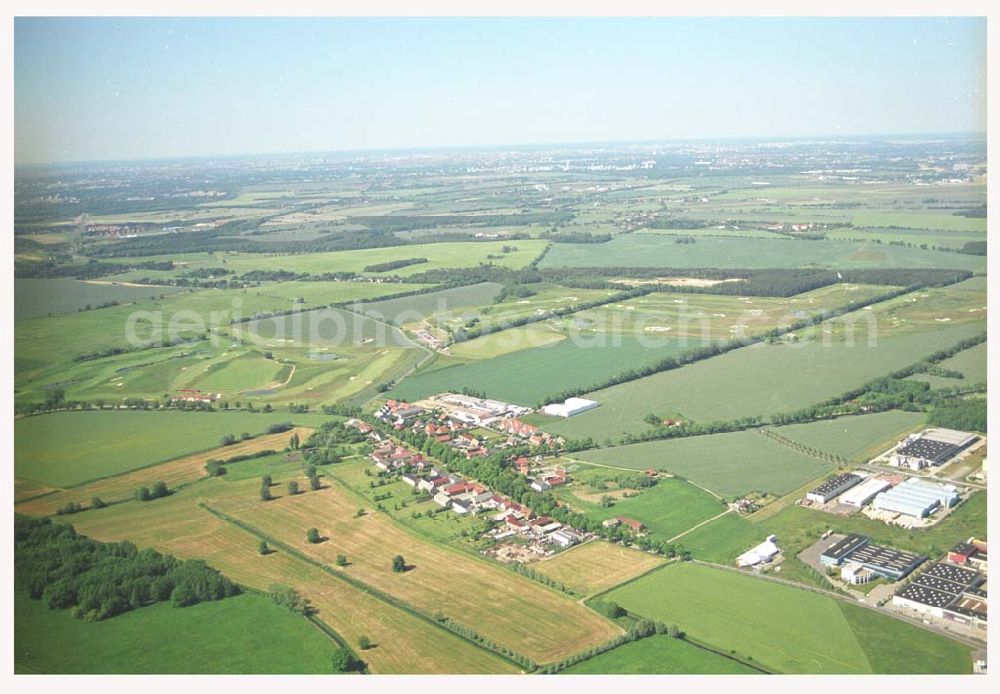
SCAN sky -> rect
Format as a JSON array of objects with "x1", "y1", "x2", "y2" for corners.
[{"x1": 14, "y1": 17, "x2": 988, "y2": 163}]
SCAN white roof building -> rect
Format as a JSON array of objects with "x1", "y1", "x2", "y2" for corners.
[
  {"x1": 839, "y1": 478, "x2": 892, "y2": 507},
  {"x1": 736, "y1": 535, "x2": 780, "y2": 567},
  {"x1": 542, "y1": 398, "x2": 599, "y2": 418}
]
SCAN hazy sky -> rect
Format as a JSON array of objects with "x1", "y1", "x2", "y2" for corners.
[{"x1": 14, "y1": 17, "x2": 987, "y2": 163}]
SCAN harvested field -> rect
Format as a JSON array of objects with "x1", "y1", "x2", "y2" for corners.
[
  {"x1": 208, "y1": 476, "x2": 620, "y2": 663},
  {"x1": 534, "y1": 541, "x2": 665, "y2": 596},
  {"x1": 55, "y1": 486, "x2": 517, "y2": 674}
]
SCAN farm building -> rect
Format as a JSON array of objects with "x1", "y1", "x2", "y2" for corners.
[
  {"x1": 542, "y1": 397, "x2": 599, "y2": 418},
  {"x1": 871, "y1": 477, "x2": 959, "y2": 519},
  {"x1": 736, "y1": 535, "x2": 780, "y2": 568},
  {"x1": 806, "y1": 473, "x2": 862, "y2": 504},
  {"x1": 892, "y1": 562, "x2": 987, "y2": 630},
  {"x1": 839, "y1": 477, "x2": 892, "y2": 508},
  {"x1": 889, "y1": 428, "x2": 978, "y2": 470},
  {"x1": 550, "y1": 529, "x2": 583, "y2": 548}
]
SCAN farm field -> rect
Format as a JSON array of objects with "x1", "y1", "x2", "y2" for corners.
[
  {"x1": 533, "y1": 541, "x2": 665, "y2": 596},
  {"x1": 14, "y1": 410, "x2": 329, "y2": 487},
  {"x1": 604, "y1": 562, "x2": 972, "y2": 674},
  {"x1": 572, "y1": 431, "x2": 834, "y2": 498},
  {"x1": 538, "y1": 235, "x2": 986, "y2": 272},
  {"x1": 14, "y1": 592, "x2": 335, "y2": 674},
  {"x1": 561, "y1": 634, "x2": 761, "y2": 674},
  {"x1": 193, "y1": 240, "x2": 548, "y2": 276},
  {"x1": 910, "y1": 340, "x2": 987, "y2": 386},
  {"x1": 527, "y1": 320, "x2": 985, "y2": 440},
  {"x1": 14, "y1": 278, "x2": 187, "y2": 320},
  {"x1": 14, "y1": 426, "x2": 314, "y2": 516},
  {"x1": 671, "y1": 512, "x2": 767, "y2": 564},
  {"x1": 850, "y1": 211, "x2": 987, "y2": 232},
  {"x1": 390, "y1": 333, "x2": 693, "y2": 407},
  {"x1": 770, "y1": 410, "x2": 927, "y2": 462},
  {"x1": 357, "y1": 282, "x2": 504, "y2": 324},
  {"x1": 553, "y1": 471, "x2": 728, "y2": 540},
  {"x1": 205, "y1": 476, "x2": 621, "y2": 663},
  {"x1": 54, "y1": 489, "x2": 517, "y2": 674}
]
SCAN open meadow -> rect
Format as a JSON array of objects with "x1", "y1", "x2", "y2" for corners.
[{"x1": 603, "y1": 562, "x2": 973, "y2": 674}]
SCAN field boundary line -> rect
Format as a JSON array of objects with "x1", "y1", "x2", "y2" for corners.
[
  {"x1": 197, "y1": 502, "x2": 535, "y2": 672},
  {"x1": 666, "y1": 508, "x2": 733, "y2": 544}
]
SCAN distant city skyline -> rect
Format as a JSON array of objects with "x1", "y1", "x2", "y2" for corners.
[{"x1": 15, "y1": 17, "x2": 987, "y2": 164}]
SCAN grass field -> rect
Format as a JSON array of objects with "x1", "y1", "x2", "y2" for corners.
[
  {"x1": 527, "y1": 320, "x2": 985, "y2": 440},
  {"x1": 14, "y1": 410, "x2": 330, "y2": 487},
  {"x1": 573, "y1": 431, "x2": 834, "y2": 498},
  {"x1": 192, "y1": 240, "x2": 548, "y2": 276},
  {"x1": 357, "y1": 282, "x2": 504, "y2": 323},
  {"x1": 538, "y1": 235, "x2": 986, "y2": 272},
  {"x1": 15, "y1": 278, "x2": 186, "y2": 320},
  {"x1": 533, "y1": 541, "x2": 665, "y2": 596},
  {"x1": 14, "y1": 592, "x2": 336, "y2": 674},
  {"x1": 561, "y1": 634, "x2": 760, "y2": 674},
  {"x1": 603, "y1": 562, "x2": 972, "y2": 674},
  {"x1": 770, "y1": 411, "x2": 927, "y2": 461},
  {"x1": 390, "y1": 334, "x2": 694, "y2": 407},
  {"x1": 554, "y1": 471, "x2": 728, "y2": 539},
  {"x1": 850, "y1": 211, "x2": 987, "y2": 233},
  {"x1": 15, "y1": 426, "x2": 314, "y2": 516},
  {"x1": 673, "y1": 513, "x2": 768, "y2": 564},
  {"x1": 911, "y1": 341, "x2": 987, "y2": 386}
]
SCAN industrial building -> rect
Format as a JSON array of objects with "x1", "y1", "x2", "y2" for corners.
[
  {"x1": 841, "y1": 562, "x2": 874, "y2": 585},
  {"x1": 871, "y1": 477, "x2": 959, "y2": 519},
  {"x1": 889, "y1": 428, "x2": 978, "y2": 470},
  {"x1": 806, "y1": 473, "x2": 862, "y2": 504},
  {"x1": 820, "y1": 533, "x2": 925, "y2": 580},
  {"x1": 821, "y1": 534, "x2": 871, "y2": 566},
  {"x1": 839, "y1": 477, "x2": 892, "y2": 508},
  {"x1": 541, "y1": 397, "x2": 599, "y2": 418},
  {"x1": 892, "y1": 562, "x2": 987, "y2": 630}
]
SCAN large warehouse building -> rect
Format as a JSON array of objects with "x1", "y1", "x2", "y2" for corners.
[
  {"x1": 839, "y1": 477, "x2": 892, "y2": 508},
  {"x1": 892, "y1": 562, "x2": 987, "y2": 630},
  {"x1": 871, "y1": 477, "x2": 959, "y2": 519},
  {"x1": 889, "y1": 428, "x2": 979, "y2": 470},
  {"x1": 819, "y1": 533, "x2": 925, "y2": 580},
  {"x1": 806, "y1": 473, "x2": 862, "y2": 504}
]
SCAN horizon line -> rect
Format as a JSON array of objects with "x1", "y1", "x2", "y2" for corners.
[{"x1": 15, "y1": 130, "x2": 987, "y2": 169}]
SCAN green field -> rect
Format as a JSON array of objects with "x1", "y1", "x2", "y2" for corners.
[
  {"x1": 555, "y1": 472, "x2": 727, "y2": 540},
  {"x1": 15, "y1": 278, "x2": 187, "y2": 320},
  {"x1": 771, "y1": 410, "x2": 927, "y2": 462},
  {"x1": 14, "y1": 592, "x2": 337, "y2": 674},
  {"x1": 390, "y1": 334, "x2": 694, "y2": 407},
  {"x1": 573, "y1": 431, "x2": 834, "y2": 498},
  {"x1": 528, "y1": 321, "x2": 985, "y2": 440},
  {"x1": 172, "y1": 240, "x2": 548, "y2": 276},
  {"x1": 603, "y1": 562, "x2": 972, "y2": 674},
  {"x1": 14, "y1": 410, "x2": 331, "y2": 487},
  {"x1": 909, "y1": 341, "x2": 987, "y2": 387},
  {"x1": 850, "y1": 211, "x2": 987, "y2": 233},
  {"x1": 357, "y1": 282, "x2": 504, "y2": 323},
  {"x1": 673, "y1": 512, "x2": 767, "y2": 564},
  {"x1": 561, "y1": 634, "x2": 759, "y2": 674},
  {"x1": 538, "y1": 235, "x2": 986, "y2": 272}
]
